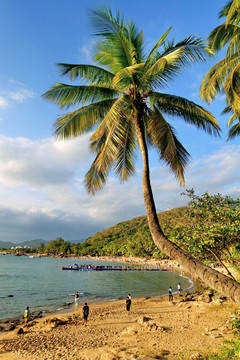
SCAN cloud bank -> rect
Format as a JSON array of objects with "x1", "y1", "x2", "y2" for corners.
[{"x1": 0, "y1": 135, "x2": 239, "y2": 243}]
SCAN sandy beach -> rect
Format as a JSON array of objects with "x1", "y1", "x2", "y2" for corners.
[
  {"x1": 0, "y1": 291, "x2": 237, "y2": 360},
  {"x1": 0, "y1": 255, "x2": 238, "y2": 360}
]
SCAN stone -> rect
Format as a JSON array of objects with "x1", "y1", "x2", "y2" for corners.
[
  {"x1": 198, "y1": 293, "x2": 212, "y2": 303},
  {"x1": 190, "y1": 352, "x2": 203, "y2": 360},
  {"x1": 17, "y1": 327, "x2": 24, "y2": 335},
  {"x1": 138, "y1": 316, "x2": 151, "y2": 324},
  {"x1": 210, "y1": 334, "x2": 222, "y2": 338},
  {"x1": 147, "y1": 323, "x2": 158, "y2": 331}
]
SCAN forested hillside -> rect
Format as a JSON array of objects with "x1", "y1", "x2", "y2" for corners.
[{"x1": 3, "y1": 193, "x2": 240, "y2": 268}]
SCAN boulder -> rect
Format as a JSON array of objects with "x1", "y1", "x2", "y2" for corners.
[
  {"x1": 212, "y1": 294, "x2": 227, "y2": 304},
  {"x1": 138, "y1": 316, "x2": 152, "y2": 325},
  {"x1": 17, "y1": 327, "x2": 24, "y2": 335},
  {"x1": 197, "y1": 293, "x2": 212, "y2": 303},
  {"x1": 43, "y1": 317, "x2": 67, "y2": 328}
]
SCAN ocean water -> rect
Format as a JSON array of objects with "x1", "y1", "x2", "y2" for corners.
[{"x1": 0, "y1": 254, "x2": 193, "y2": 320}]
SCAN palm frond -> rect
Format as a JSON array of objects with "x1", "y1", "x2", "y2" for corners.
[
  {"x1": 227, "y1": 122, "x2": 240, "y2": 139},
  {"x1": 126, "y1": 22, "x2": 145, "y2": 63},
  {"x1": 225, "y1": 0, "x2": 240, "y2": 25},
  {"x1": 56, "y1": 63, "x2": 115, "y2": 84},
  {"x1": 151, "y1": 92, "x2": 220, "y2": 136},
  {"x1": 112, "y1": 63, "x2": 144, "y2": 90},
  {"x1": 42, "y1": 83, "x2": 118, "y2": 109},
  {"x1": 208, "y1": 24, "x2": 240, "y2": 51},
  {"x1": 89, "y1": 6, "x2": 138, "y2": 70},
  {"x1": 228, "y1": 113, "x2": 238, "y2": 126},
  {"x1": 200, "y1": 54, "x2": 240, "y2": 102},
  {"x1": 229, "y1": 62, "x2": 240, "y2": 101},
  {"x1": 145, "y1": 28, "x2": 172, "y2": 70},
  {"x1": 85, "y1": 95, "x2": 135, "y2": 193},
  {"x1": 113, "y1": 115, "x2": 138, "y2": 181},
  {"x1": 85, "y1": 159, "x2": 108, "y2": 194},
  {"x1": 53, "y1": 99, "x2": 116, "y2": 138},
  {"x1": 146, "y1": 106, "x2": 190, "y2": 185},
  {"x1": 90, "y1": 95, "x2": 134, "y2": 174},
  {"x1": 226, "y1": 34, "x2": 240, "y2": 57},
  {"x1": 143, "y1": 36, "x2": 208, "y2": 89}
]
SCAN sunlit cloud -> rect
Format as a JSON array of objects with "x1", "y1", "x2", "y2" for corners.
[
  {"x1": 9, "y1": 88, "x2": 36, "y2": 103},
  {"x1": 0, "y1": 135, "x2": 239, "y2": 243},
  {"x1": 0, "y1": 96, "x2": 9, "y2": 109}
]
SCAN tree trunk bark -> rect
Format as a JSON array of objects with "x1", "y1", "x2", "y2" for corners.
[{"x1": 134, "y1": 112, "x2": 240, "y2": 304}]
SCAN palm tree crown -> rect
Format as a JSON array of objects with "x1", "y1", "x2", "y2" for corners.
[
  {"x1": 43, "y1": 7, "x2": 219, "y2": 194},
  {"x1": 200, "y1": 0, "x2": 240, "y2": 139}
]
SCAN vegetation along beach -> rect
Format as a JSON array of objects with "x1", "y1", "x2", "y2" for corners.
[{"x1": 1, "y1": 0, "x2": 240, "y2": 359}]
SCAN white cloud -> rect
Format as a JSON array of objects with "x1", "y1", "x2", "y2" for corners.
[
  {"x1": 9, "y1": 88, "x2": 36, "y2": 103},
  {"x1": 0, "y1": 135, "x2": 239, "y2": 243},
  {"x1": 0, "y1": 96, "x2": 9, "y2": 109},
  {"x1": 0, "y1": 79, "x2": 36, "y2": 111},
  {"x1": 0, "y1": 134, "x2": 92, "y2": 188},
  {"x1": 78, "y1": 39, "x2": 96, "y2": 63}
]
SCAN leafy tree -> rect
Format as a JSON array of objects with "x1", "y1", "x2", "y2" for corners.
[
  {"x1": 43, "y1": 7, "x2": 240, "y2": 303},
  {"x1": 200, "y1": 0, "x2": 240, "y2": 139},
  {"x1": 168, "y1": 190, "x2": 240, "y2": 278}
]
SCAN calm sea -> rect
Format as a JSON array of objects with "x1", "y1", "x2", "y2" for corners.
[{"x1": 0, "y1": 254, "x2": 193, "y2": 320}]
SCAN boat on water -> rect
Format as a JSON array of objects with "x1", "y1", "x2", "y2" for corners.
[{"x1": 61, "y1": 264, "x2": 166, "y2": 271}]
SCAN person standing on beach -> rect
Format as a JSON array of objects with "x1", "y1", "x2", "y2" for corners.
[
  {"x1": 24, "y1": 306, "x2": 31, "y2": 325},
  {"x1": 168, "y1": 287, "x2": 173, "y2": 301},
  {"x1": 177, "y1": 283, "x2": 182, "y2": 294},
  {"x1": 82, "y1": 303, "x2": 89, "y2": 325},
  {"x1": 126, "y1": 296, "x2": 131, "y2": 314},
  {"x1": 75, "y1": 291, "x2": 79, "y2": 307}
]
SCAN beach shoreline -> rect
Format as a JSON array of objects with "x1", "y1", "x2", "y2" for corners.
[
  {"x1": 0, "y1": 254, "x2": 238, "y2": 359},
  {"x1": 0, "y1": 290, "x2": 237, "y2": 360},
  {"x1": 0, "y1": 254, "x2": 194, "y2": 324},
  {"x1": 1, "y1": 252, "x2": 234, "y2": 325}
]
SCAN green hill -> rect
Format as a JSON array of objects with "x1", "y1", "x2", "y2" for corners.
[{"x1": 76, "y1": 207, "x2": 190, "y2": 258}]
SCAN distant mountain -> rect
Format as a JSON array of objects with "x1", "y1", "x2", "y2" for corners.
[
  {"x1": 0, "y1": 238, "x2": 86, "y2": 249},
  {"x1": 18, "y1": 239, "x2": 49, "y2": 248},
  {"x1": 0, "y1": 241, "x2": 15, "y2": 249},
  {"x1": 0, "y1": 239, "x2": 49, "y2": 249}
]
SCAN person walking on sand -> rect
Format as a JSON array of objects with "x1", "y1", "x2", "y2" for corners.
[
  {"x1": 24, "y1": 306, "x2": 31, "y2": 325},
  {"x1": 82, "y1": 302, "x2": 89, "y2": 325},
  {"x1": 126, "y1": 296, "x2": 131, "y2": 314},
  {"x1": 177, "y1": 283, "x2": 182, "y2": 294},
  {"x1": 168, "y1": 287, "x2": 173, "y2": 301}
]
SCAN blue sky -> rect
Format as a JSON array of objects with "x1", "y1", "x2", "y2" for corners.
[{"x1": 0, "y1": 0, "x2": 239, "y2": 243}]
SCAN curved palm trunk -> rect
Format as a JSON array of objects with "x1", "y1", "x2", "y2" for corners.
[{"x1": 134, "y1": 112, "x2": 240, "y2": 304}]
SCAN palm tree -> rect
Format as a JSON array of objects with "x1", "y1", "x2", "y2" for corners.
[
  {"x1": 200, "y1": 0, "x2": 240, "y2": 139},
  {"x1": 43, "y1": 7, "x2": 240, "y2": 303}
]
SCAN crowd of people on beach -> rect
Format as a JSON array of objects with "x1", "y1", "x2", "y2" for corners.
[{"x1": 23, "y1": 284, "x2": 182, "y2": 327}]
